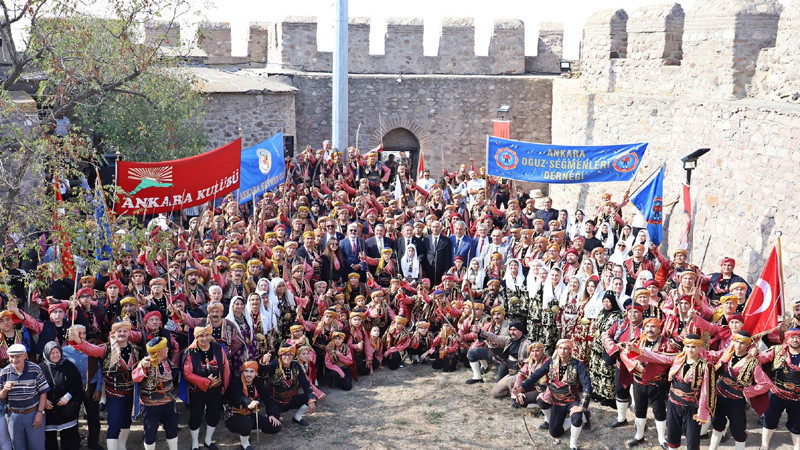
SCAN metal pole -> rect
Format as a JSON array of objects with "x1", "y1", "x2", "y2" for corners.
[{"x1": 332, "y1": 0, "x2": 349, "y2": 163}]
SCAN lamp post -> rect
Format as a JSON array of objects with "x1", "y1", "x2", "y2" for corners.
[
  {"x1": 680, "y1": 148, "x2": 710, "y2": 259},
  {"x1": 681, "y1": 148, "x2": 710, "y2": 185}
]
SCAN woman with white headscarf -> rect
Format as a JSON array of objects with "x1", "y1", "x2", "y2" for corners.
[
  {"x1": 597, "y1": 222, "x2": 616, "y2": 253},
  {"x1": 568, "y1": 209, "x2": 587, "y2": 240},
  {"x1": 400, "y1": 244, "x2": 421, "y2": 282},
  {"x1": 225, "y1": 295, "x2": 255, "y2": 374},
  {"x1": 632, "y1": 270, "x2": 654, "y2": 291},
  {"x1": 558, "y1": 275, "x2": 583, "y2": 339},
  {"x1": 501, "y1": 258, "x2": 530, "y2": 323},
  {"x1": 243, "y1": 291, "x2": 277, "y2": 361},
  {"x1": 609, "y1": 240, "x2": 629, "y2": 266},
  {"x1": 463, "y1": 257, "x2": 486, "y2": 294},
  {"x1": 633, "y1": 229, "x2": 654, "y2": 261},
  {"x1": 537, "y1": 266, "x2": 566, "y2": 354},
  {"x1": 525, "y1": 258, "x2": 545, "y2": 296},
  {"x1": 270, "y1": 277, "x2": 296, "y2": 342}
]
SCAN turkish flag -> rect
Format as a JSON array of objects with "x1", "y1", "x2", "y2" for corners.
[{"x1": 742, "y1": 245, "x2": 784, "y2": 335}]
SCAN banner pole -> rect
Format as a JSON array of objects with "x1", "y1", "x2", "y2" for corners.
[
  {"x1": 613, "y1": 158, "x2": 666, "y2": 217},
  {"x1": 777, "y1": 234, "x2": 786, "y2": 317}
]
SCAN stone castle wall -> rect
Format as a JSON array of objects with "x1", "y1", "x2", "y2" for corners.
[
  {"x1": 291, "y1": 73, "x2": 553, "y2": 175},
  {"x1": 552, "y1": 0, "x2": 800, "y2": 295},
  {"x1": 145, "y1": 17, "x2": 565, "y2": 74},
  {"x1": 199, "y1": 93, "x2": 296, "y2": 150}
]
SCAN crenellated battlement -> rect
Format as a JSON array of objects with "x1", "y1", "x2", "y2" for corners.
[
  {"x1": 144, "y1": 17, "x2": 563, "y2": 75},
  {"x1": 577, "y1": 1, "x2": 796, "y2": 102}
]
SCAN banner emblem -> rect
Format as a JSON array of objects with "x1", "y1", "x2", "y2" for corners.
[
  {"x1": 495, "y1": 148, "x2": 519, "y2": 170},
  {"x1": 648, "y1": 197, "x2": 663, "y2": 225},
  {"x1": 258, "y1": 147, "x2": 272, "y2": 174},
  {"x1": 126, "y1": 166, "x2": 174, "y2": 196},
  {"x1": 613, "y1": 152, "x2": 639, "y2": 173}
]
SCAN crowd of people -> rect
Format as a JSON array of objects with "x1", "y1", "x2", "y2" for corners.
[{"x1": 0, "y1": 143, "x2": 797, "y2": 450}]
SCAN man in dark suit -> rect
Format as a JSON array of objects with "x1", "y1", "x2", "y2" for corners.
[
  {"x1": 395, "y1": 223, "x2": 422, "y2": 260},
  {"x1": 449, "y1": 220, "x2": 473, "y2": 264},
  {"x1": 425, "y1": 220, "x2": 452, "y2": 286},
  {"x1": 323, "y1": 218, "x2": 345, "y2": 246},
  {"x1": 365, "y1": 224, "x2": 395, "y2": 272},
  {"x1": 339, "y1": 222, "x2": 367, "y2": 277}
]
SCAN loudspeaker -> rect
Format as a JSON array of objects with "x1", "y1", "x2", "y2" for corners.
[
  {"x1": 99, "y1": 153, "x2": 119, "y2": 185},
  {"x1": 283, "y1": 135, "x2": 294, "y2": 158}
]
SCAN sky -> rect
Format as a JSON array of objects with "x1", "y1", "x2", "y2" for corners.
[{"x1": 181, "y1": 0, "x2": 707, "y2": 60}]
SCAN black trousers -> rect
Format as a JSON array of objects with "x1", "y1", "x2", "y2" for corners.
[
  {"x1": 467, "y1": 347, "x2": 507, "y2": 381},
  {"x1": 615, "y1": 367, "x2": 631, "y2": 401},
  {"x1": 385, "y1": 352, "x2": 403, "y2": 370},
  {"x1": 763, "y1": 391, "x2": 800, "y2": 434},
  {"x1": 83, "y1": 383, "x2": 101, "y2": 447},
  {"x1": 45, "y1": 425, "x2": 80, "y2": 450},
  {"x1": 666, "y1": 401, "x2": 700, "y2": 450},
  {"x1": 712, "y1": 396, "x2": 747, "y2": 441},
  {"x1": 326, "y1": 368, "x2": 353, "y2": 391},
  {"x1": 141, "y1": 401, "x2": 178, "y2": 445},
  {"x1": 431, "y1": 354, "x2": 458, "y2": 372},
  {"x1": 353, "y1": 353, "x2": 370, "y2": 376},
  {"x1": 188, "y1": 386, "x2": 223, "y2": 430},
  {"x1": 225, "y1": 413, "x2": 281, "y2": 436},
  {"x1": 537, "y1": 398, "x2": 585, "y2": 438},
  {"x1": 275, "y1": 394, "x2": 308, "y2": 415},
  {"x1": 633, "y1": 380, "x2": 669, "y2": 421}
]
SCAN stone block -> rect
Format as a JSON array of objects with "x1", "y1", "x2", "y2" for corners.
[
  {"x1": 384, "y1": 18, "x2": 427, "y2": 74},
  {"x1": 488, "y1": 19, "x2": 525, "y2": 74},
  {"x1": 437, "y1": 18, "x2": 478, "y2": 74},
  {"x1": 248, "y1": 22, "x2": 271, "y2": 64},
  {"x1": 527, "y1": 22, "x2": 564, "y2": 74}
]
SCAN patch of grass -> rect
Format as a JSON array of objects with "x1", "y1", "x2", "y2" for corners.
[
  {"x1": 393, "y1": 418, "x2": 409, "y2": 427},
  {"x1": 426, "y1": 411, "x2": 445, "y2": 424}
]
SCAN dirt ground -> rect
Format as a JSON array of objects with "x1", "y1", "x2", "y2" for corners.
[{"x1": 82, "y1": 362, "x2": 795, "y2": 449}]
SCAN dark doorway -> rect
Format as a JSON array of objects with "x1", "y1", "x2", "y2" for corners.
[{"x1": 381, "y1": 127, "x2": 421, "y2": 181}]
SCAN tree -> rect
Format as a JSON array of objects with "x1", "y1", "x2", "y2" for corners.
[{"x1": 0, "y1": 0, "x2": 205, "y2": 286}]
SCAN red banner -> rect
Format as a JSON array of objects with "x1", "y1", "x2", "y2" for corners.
[
  {"x1": 493, "y1": 120, "x2": 511, "y2": 139},
  {"x1": 114, "y1": 139, "x2": 242, "y2": 215}
]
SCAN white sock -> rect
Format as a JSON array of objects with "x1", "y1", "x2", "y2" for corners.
[
  {"x1": 106, "y1": 439, "x2": 118, "y2": 450},
  {"x1": 700, "y1": 421, "x2": 711, "y2": 436},
  {"x1": 570, "y1": 424, "x2": 582, "y2": 448},
  {"x1": 709, "y1": 429, "x2": 723, "y2": 450},
  {"x1": 166, "y1": 438, "x2": 178, "y2": 450},
  {"x1": 792, "y1": 432, "x2": 800, "y2": 450},
  {"x1": 469, "y1": 361, "x2": 482, "y2": 380},
  {"x1": 734, "y1": 440, "x2": 746, "y2": 450},
  {"x1": 118, "y1": 429, "x2": 129, "y2": 450},
  {"x1": 542, "y1": 407, "x2": 552, "y2": 424},
  {"x1": 634, "y1": 417, "x2": 646, "y2": 440},
  {"x1": 562, "y1": 416, "x2": 572, "y2": 431},
  {"x1": 239, "y1": 435, "x2": 250, "y2": 447},
  {"x1": 190, "y1": 428, "x2": 200, "y2": 448},
  {"x1": 204, "y1": 425, "x2": 216, "y2": 445},
  {"x1": 293, "y1": 404, "x2": 309, "y2": 421},
  {"x1": 480, "y1": 360, "x2": 488, "y2": 369},
  {"x1": 616, "y1": 401, "x2": 628, "y2": 422},
  {"x1": 761, "y1": 428, "x2": 774, "y2": 449},
  {"x1": 655, "y1": 420, "x2": 667, "y2": 445},
  {"x1": 144, "y1": 444, "x2": 155, "y2": 450}
]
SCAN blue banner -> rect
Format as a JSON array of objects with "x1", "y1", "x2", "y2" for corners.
[
  {"x1": 486, "y1": 136, "x2": 647, "y2": 184},
  {"x1": 629, "y1": 167, "x2": 664, "y2": 246},
  {"x1": 93, "y1": 180, "x2": 113, "y2": 261},
  {"x1": 237, "y1": 132, "x2": 286, "y2": 204}
]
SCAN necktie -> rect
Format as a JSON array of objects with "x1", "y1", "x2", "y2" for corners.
[
  {"x1": 456, "y1": 239, "x2": 461, "y2": 251},
  {"x1": 433, "y1": 237, "x2": 438, "y2": 249},
  {"x1": 479, "y1": 239, "x2": 484, "y2": 253},
  {"x1": 351, "y1": 238, "x2": 357, "y2": 252}
]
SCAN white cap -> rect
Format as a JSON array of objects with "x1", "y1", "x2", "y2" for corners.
[{"x1": 7, "y1": 344, "x2": 26, "y2": 356}]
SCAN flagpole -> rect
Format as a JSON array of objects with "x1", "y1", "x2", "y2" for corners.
[{"x1": 777, "y1": 233, "x2": 786, "y2": 318}]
